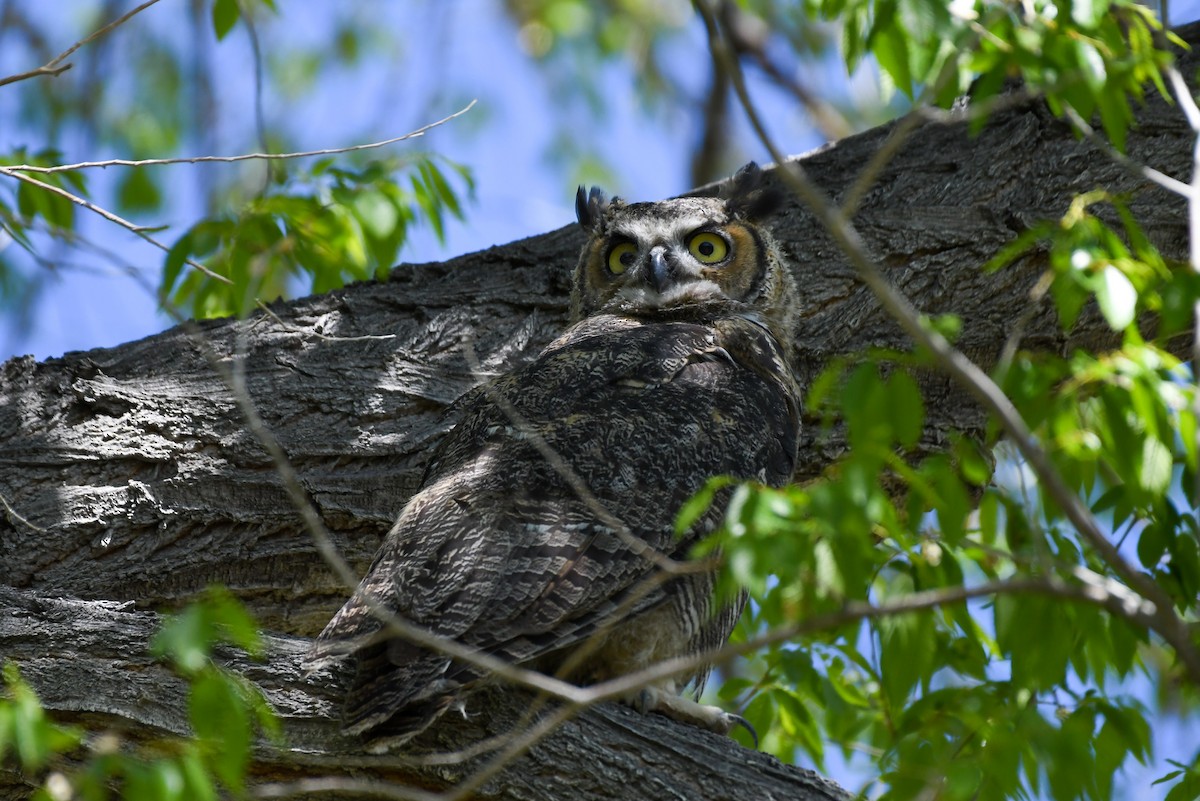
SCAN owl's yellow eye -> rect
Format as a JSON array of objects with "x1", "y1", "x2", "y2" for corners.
[
  {"x1": 607, "y1": 242, "x2": 638, "y2": 274},
  {"x1": 688, "y1": 231, "x2": 729, "y2": 264}
]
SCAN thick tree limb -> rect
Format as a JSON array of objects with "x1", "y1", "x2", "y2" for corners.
[
  {"x1": 0, "y1": 589, "x2": 848, "y2": 801},
  {"x1": 2, "y1": 21, "x2": 1198, "y2": 801}
]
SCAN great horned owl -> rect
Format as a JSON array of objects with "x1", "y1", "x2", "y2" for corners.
[{"x1": 308, "y1": 163, "x2": 803, "y2": 748}]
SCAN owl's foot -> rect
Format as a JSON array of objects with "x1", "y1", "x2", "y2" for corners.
[{"x1": 630, "y1": 686, "x2": 758, "y2": 748}]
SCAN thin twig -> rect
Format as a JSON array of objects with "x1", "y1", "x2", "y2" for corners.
[
  {"x1": 693, "y1": 0, "x2": 1200, "y2": 686},
  {"x1": 720, "y1": 2, "x2": 852, "y2": 143},
  {"x1": 0, "y1": 103, "x2": 476, "y2": 291},
  {"x1": 0, "y1": 166, "x2": 232, "y2": 285},
  {"x1": 0, "y1": 491, "x2": 47, "y2": 532},
  {"x1": 578, "y1": 571, "x2": 1164, "y2": 709},
  {"x1": 0, "y1": 0, "x2": 163, "y2": 88},
  {"x1": 1062, "y1": 106, "x2": 1193, "y2": 198},
  {"x1": 997, "y1": 268, "x2": 1054, "y2": 378},
  {"x1": 5, "y1": 102, "x2": 478, "y2": 175},
  {"x1": 239, "y1": 0, "x2": 272, "y2": 192},
  {"x1": 254, "y1": 776, "x2": 441, "y2": 801}
]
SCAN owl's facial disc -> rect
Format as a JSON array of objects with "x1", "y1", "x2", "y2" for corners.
[{"x1": 604, "y1": 227, "x2": 735, "y2": 308}]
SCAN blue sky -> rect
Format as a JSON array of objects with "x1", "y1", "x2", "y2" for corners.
[
  {"x1": 0, "y1": 1, "x2": 837, "y2": 360},
  {"x1": 2, "y1": 2, "x2": 1199, "y2": 797}
]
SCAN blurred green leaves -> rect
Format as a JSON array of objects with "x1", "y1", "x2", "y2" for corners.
[
  {"x1": 161, "y1": 154, "x2": 473, "y2": 319},
  {"x1": 0, "y1": 149, "x2": 87, "y2": 250},
  {"x1": 1, "y1": 590, "x2": 276, "y2": 801},
  {"x1": 0, "y1": 664, "x2": 82, "y2": 776}
]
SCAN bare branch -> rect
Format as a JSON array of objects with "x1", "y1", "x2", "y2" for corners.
[
  {"x1": 254, "y1": 778, "x2": 439, "y2": 800},
  {"x1": 576, "y1": 570, "x2": 1168, "y2": 710},
  {"x1": 4, "y1": 102, "x2": 478, "y2": 175},
  {"x1": 717, "y1": 2, "x2": 853, "y2": 143},
  {"x1": 0, "y1": 166, "x2": 233, "y2": 286},
  {"x1": 0, "y1": 102, "x2": 476, "y2": 299},
  {"x1": 0, "y1": 0, "x2": 163, "y2": 88},
  {"x1": 0, "y1": 490, "x2": 47, "y2": 533},
  {"x1": 1061, "y1": 106, "x2": 1193, "y2": 198}
]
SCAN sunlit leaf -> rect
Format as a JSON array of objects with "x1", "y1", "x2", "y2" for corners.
[{"x1": 1095, "y1": 264, "x2": 1137, "y2": 330}]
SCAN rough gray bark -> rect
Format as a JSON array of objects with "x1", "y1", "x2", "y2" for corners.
[
  {"x1": 1, "y1": 21, "x2": 1197, "y2": 800},
  {"x1": 0, "y1": 589, "x2": 848, "y2": 800}
]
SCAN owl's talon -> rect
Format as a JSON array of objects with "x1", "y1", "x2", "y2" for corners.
[
  {"x1": 728, "y1": 713, "x2": 758, "y2": 748},
  {"x1": 625, "y1": 686, "x2": 756, "y2": 746}
]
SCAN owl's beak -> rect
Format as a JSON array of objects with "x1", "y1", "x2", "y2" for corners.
[{"x1": 647, "y1": 246, "x2": 672, "y2": 293}]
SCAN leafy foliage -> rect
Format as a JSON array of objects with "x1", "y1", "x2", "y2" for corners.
[
  {"x1": 698, "y1": 132, "x2": 1200, "y2": 801},
  {"x1": 0, "y1": 664, "x2": 83, "y2": 779},
  {"x1": 161, "y1": 154, "x2": 472, "y2": 318},
  {"x1": 681, "y1": 5, "x2": 1200, "y2": 798},
  {"x1": 807, "y1": 0, "x2": 1179, "y2": 151}
]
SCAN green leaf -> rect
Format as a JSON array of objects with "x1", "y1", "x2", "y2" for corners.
[
  {"x1": 774, "y1": 688, "x2": 823, "y2": 763},
  {"x1": 1095, "y1": 265, "x2": 1137, "y2": 330},
  {"x1": 125, "y1": 760, "x2": 185, "y2": 801},
  {"x1": 1074, "y1": 39, "x2": 1107, "y2": 93},
  {"x1": 843, "y1": 362, "x2": 889, "y2": 449},
  {"x1": 738, "y1": 691, "x2": 776, "y2": 750},
  {"x1": 179, "y1": 750, "x2": 217, "y2": 801},
  {"x1": 871, "y1": 19, "x2": 914, "y2": 99},
  {"x1": 1163, "y1": 765, "x2": 1200, "y2": 801},
  {"x1": 353, "y1": 190, "x2": 399, "y2": 239},
  {"x1": 190, "y1": 672, "x2": 250, "y2": 792},
  {"x1": 12, "y1": 683, "x2": 47, "y2": 770},
  {"x1": 212, "y1": 0, "x2": 240, "y2": 41},
  {"x1": 1138, "y1": 436, "x2": 1172, "y2": 496},
  {"x1": 0, "y1": 703, "x2": 10, "y2": 762},
  {"x1": 887, "y1": 369, "x2": 925, "y2": 449},
  {"x1": 1070, "y1": 0, "x2": 1103, "y2": 26},
  {"x1": 878, "y1": 611, "x2": 936, "y2": 707}
]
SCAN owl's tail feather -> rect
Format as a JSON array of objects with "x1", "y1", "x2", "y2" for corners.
[
  {"x1": 341, "y1": 641, "x2": 464, "y2": 749},
  {"x1": 357, "y1": 695, "x2": 462, "y2": 753}
]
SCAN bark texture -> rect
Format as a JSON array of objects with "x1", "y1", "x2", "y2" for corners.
[{"x1": 1, "y1": 22, "x2": 1197, "y2": 800}]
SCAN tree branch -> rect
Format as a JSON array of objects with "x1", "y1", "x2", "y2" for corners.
[
  {"x1": 2, "y1": 102, "x2": 475, "y2": 173},
  {"x1": 0, "y1": 588, "x2": 849, "y2": 801},
  {"x1": 0, "y1": 166, "x2": 232, "y2": 285},
  {"x1": 0, "y1": 0, "x2": 163, "y2": 88}
]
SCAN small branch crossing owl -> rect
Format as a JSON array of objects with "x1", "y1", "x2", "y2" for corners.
[{"x1": 308, "y1": 163, "x2": 803, "y2": 749}]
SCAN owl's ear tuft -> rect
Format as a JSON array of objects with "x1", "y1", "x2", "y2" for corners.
[
  {"x1": 576, "y1": 186, "x2": 611, "y2": 232},
  {"x1": 723, "y1": 162, "x2": 782, "y2": 221}
]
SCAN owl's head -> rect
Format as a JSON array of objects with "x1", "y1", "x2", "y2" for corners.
[{"x1": 571, "y1": 163, "x2": 798, "y2": 355}]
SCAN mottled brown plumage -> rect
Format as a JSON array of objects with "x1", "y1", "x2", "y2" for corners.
[{"x1": 308, "y1": 163, "x2": 803, "y2": 747}]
